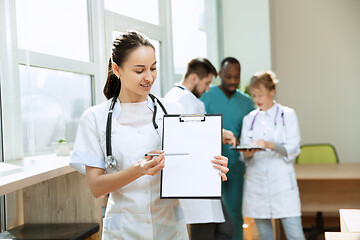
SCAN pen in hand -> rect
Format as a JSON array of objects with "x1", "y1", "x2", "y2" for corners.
[{"x1": 145, "y1": 153, "x2": 189, "y2": 157}]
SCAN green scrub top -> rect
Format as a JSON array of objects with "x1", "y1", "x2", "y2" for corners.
[
  {"x1": 201, "y1": 86, "x2": 254, "y2": 240},
  {"x1": 201, "y1": 86, "x2": 255, "y2": 175}
]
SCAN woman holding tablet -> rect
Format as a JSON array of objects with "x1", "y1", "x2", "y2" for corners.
[
  {"x1": 70, "y1": 31, "x2": 229, "y2": 239},
  {"x1": 239, "y1": 71, "x2": 305, "y2": 240}
]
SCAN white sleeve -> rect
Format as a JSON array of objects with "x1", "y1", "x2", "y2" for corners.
[
  {"x1": 240, "y1": 114, "x2": 252, "y2": 147},
  {"x1": 70, "y1": 109, "x2": 105, "y2": 174},
  {"x1": 162, "y1": 99, "x2": 186, "y2": 115},
  {"x1": 239, "y1": 114, "x2": 253, "y2": 162},
  {"x1": 281, "y1": 109, "x2": 301, "y2": 163}
]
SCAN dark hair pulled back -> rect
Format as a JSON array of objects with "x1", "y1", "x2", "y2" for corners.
[{"x1": 103, "y1": 31, "x2": 154, "y2": 100}]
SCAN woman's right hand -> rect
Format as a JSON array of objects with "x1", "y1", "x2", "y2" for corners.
[{"x1": 134, "y1": 150, "x2": 165, "y2": 176}]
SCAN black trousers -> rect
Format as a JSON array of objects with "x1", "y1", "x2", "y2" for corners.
[{"x1": 190, "y1": 200, "x2": 235, "y2": 240}]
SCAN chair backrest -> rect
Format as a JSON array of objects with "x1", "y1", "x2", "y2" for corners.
[{"x1": 296, "y1": 144, "x2": 339, "y2": 164}]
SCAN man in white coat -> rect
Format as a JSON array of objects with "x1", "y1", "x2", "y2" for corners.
[{"x1": 165, "y1": 58, "x2": 235, "y2": 240}]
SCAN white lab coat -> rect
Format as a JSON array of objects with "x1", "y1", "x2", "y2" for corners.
[
  {"x1": 71, "y1": 95, "x2": 188, "y2": 240},
  {"x1": 240, "y1": 102, "x2": 302, "y2": 219},
  {"x1": 164, "y1": 84, "x2": 206, "y2": 114},
  {"x1": 165, "y1": 85, "x2": 225, "y2": 224}
]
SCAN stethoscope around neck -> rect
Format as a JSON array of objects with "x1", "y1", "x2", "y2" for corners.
[
  {"x1": 248, "y1": 104, "x2": 286, "y2": 143},
  {"x1": 105, "y1": 93, "x2": 168, "y2": 171}
]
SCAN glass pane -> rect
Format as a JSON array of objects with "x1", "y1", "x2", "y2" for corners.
[
  {"x1": 112, "y1": 31, "x2": 162, "y2": 96},
  {"x1": 172, "y1": 0, "x2": 207, "y2": 74},
  {"x1": 16, "y1": 0, "x2": 90, "y2": 61},
  {"x1": 105, "y1": 0, "x2": 159, "y2": 25},
  {"x1": 19, "y1": 65, "x2": 92, "y2": 156}
]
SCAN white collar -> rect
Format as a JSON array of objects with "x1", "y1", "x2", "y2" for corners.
[
  {"x1": 264, "y1": 101, "x2": 278, "y2": 117},
  {"x1": 177, "y1": 83, "x2": 199, "y2": 100},
  {"x1": 112, "y1": 95, "x2": 155, "y2": 119}
]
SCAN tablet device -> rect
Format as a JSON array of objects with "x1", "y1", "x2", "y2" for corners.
[{"x1": 229, "y1": 146, "x2": 264, "y2": 151}]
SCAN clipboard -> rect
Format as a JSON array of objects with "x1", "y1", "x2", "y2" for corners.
[{"x1": 160, "y1": 114, "x2": 222, "y2": 199}]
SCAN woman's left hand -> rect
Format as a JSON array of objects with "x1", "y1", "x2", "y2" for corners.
[
  {"x1": 212, "y1": 155, "x2": 229, "y2": 181},
  {"x1": 222, "y1": 129, "x2": 237, "y2": 147}
]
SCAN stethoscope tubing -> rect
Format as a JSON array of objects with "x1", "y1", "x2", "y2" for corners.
[
  {"x1": 105, "y1": 94, "x2": 167, "y2": 171},
  {"x1": 248, "y1": 104, "x2": 285, "y2": 142}
]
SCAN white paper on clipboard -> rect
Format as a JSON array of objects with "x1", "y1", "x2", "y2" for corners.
[{"x1": 160, "y1": 114, "x2": 222, "y2": 199}]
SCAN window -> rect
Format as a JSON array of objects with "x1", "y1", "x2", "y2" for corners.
[
  {"x1": 171, "y1": 0, "x2": 207, "y2": 74},
  {"x1": 16, "y1": 0, "x2": 90, "y2": 61},
  {"x1": 105, "y1": 0, "x2": 159, "y2": 25},
  {"x1": 19, "y1": 66, "x2": 92, "y2": 156},
  {"x1": 2, "y1": 0, "x2": 220, "y2": 159},
  {"x1": 12, "y1": 0, "x2": 99, "y2": 156}
]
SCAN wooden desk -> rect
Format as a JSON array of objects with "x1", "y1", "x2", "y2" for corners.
[
  {"x1": 295, "y1": 163, "x2": 360, "y2": 214},
  {"x1": 0, "y1": 155, "x2": 102, "y2": 234},
  {"x1": 0, "y1": 155, "x2": 74, "y2": 196},
  {"x1": 275, "y1": 163, "x2": 360, "y2": 239}
]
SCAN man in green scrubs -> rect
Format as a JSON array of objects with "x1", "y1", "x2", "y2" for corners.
[{"x1": 200, "y1": 57, "x2": 255, "y2": 240}]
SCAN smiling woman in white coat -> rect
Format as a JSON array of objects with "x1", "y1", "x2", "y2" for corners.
[
  {"x1": 69, "y1": 31, "x2": 229, "y2": 240},
  {"x1": 239, "y1": 71, "x2": 305, "y2": 240}
]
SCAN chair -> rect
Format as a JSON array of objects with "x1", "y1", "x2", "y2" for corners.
[
  {"x1": 296, "y1": 144, "x2": 340, "y2": 240},
  {"x1": 297, "y1": 144, "x2": 338, "y2": 164}
]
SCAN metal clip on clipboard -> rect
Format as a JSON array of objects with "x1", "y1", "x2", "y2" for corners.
[{"x1": 179, "y1": 114, "x2": 206, "y2": 122}]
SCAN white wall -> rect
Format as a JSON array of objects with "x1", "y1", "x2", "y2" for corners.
[
  {"x1": 221, "y1": 0, "x2": 272, "y2": 87},
  {"x1": 270, "y1": 0, "x2": 360, "y2": 162}
]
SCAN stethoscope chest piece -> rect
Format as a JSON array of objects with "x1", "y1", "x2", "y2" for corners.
[{"x1": 105, "y1": 155, "x2": 117, "y2": 171}]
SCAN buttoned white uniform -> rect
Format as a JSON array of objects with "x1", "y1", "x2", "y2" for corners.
[
  {"x1": 165, "y1": 85, "x2": 225, "y2": 224},
  {"x1": 240, "y1": 102, "x2": 302, "y2": 219},
  {"x1": 71, "y1": 95, "x2": 188, "y2": 240}
]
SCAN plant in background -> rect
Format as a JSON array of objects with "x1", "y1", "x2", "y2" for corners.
[
  {"x1": 240, "y1": 85, "x2": 253, "y2": 100},
  {"x1": 53, "y1": 139, "x2": 70, "y2": 156}
]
